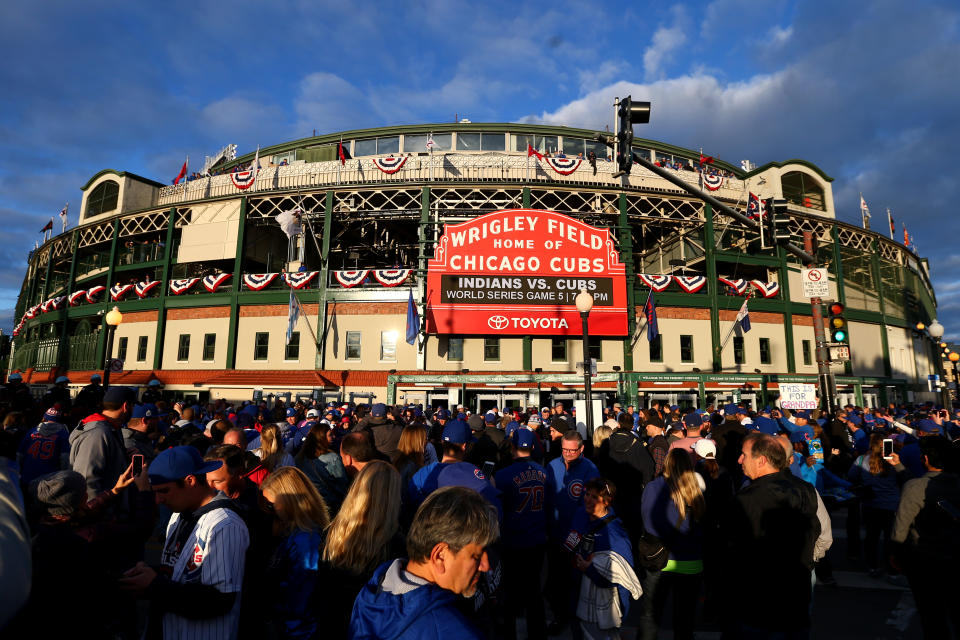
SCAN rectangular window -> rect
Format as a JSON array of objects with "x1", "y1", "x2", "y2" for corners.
[
  {"x1": 345, "y1": 331, "x2": 361, "y2": 360},
  {"x1": 680, "y1": 335, "x2": 694, "y2": 363},
  {"x1": 734, "y1": 337, "x2": 745, "y2": 364},
  {"x1": 202, "y1": 333, "x2": 216, "y2": 361},
  {"x1": 447, "y1": 337, "x2": 463, "y2": 361},
  {"x1": 484, "y1": 338, "x2": 500, "y2": 361},
  {"x1": 560, "y1": 138, "x2": 585, "y2": 157},
  {"x1": 137, "y1": 336, "x2": 148, "y2": 362},
  {"x1": 481, "y1": 133, "x2": 506, "y2": 150},
  {"x1": 802, "y1": 340, "x2": 812, "y2": 366},
  {"x1": 513, "y1": 134, "x2": 559, "y2": 154},
  {"x1": 649, "y1": 335, "x2": 663, "y2": 362},
  {"x1": 376, "y1": 136, "x2": 399, "y2": 154},
  {"x1": 589, "y1": 338, "x2": 602, "y2": 362},
  {"x1": 380, "y1": 331, "x2": 397, "y2": 362},
  {"x1": 354, "y1": 138, "x2": 376, "y2": 156},
  {"x1": 404, "y1": 133, "x2": 451, "y2": 152},
  {"x1": 254, "y1": 332, "x2": 269, "y2": 361},
  {"x1": 759, "y1": 338, "x2": 771, "y2": 365},
  {"x1": 456, "y1": 132, "x2": 481, "y2": 151},
  {"x1": 117, "y1": 336, "x2": 128, "y2": 362},
  {"x1": 551, "y1": 338, "x2": 567, "y2": 362},
  {"x1": 177, "y1": 334, "x2": 190, "y2": 362},
  {"x1": 285, "y1": 331, "x2": 300, "y2": 361}
]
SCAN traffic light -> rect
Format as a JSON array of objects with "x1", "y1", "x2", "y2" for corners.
[
  {"x1": 828, "y1": 301, "x2": 848, "y2": 343},
  {"x1": 615, "y1": 96, "x2": 651, "y2": 176},
  {"x1": 764, "y1": 198, "x2": 791, "y2": 243}
]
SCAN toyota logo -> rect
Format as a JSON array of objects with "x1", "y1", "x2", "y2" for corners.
[{"x1": 487, "y1": 315, "x2": 509, "y2": 330}]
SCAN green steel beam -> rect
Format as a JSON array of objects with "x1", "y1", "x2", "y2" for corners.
[
  {"x1": 58, "y1": 231, "x2": 80, "y2": 370},
  {"x1": 703, "y1": 204, "x2": 721, "y2": 372},
  {"x1": 226, "y1": 197, "x2": 247, "y2": 370},
  {"x1": 317, "y1": 190, "x2": 334, "y2": 369},
  {"x1": 522, "y1": 186, "x2": 530, "y2": 208},
  {"x1": 419, "y1": 186, "x2": 431, "y2": 371},
  {"x1": 831, "y1": 225, "x2": 853, "y2": 376},
  {"x1": 870, "y1": 238, "x2": 892, "y2": 378},
  {"x1": 779, "y1": 245, "x2": 796, "y2": 373},
  {"x1": 152, "y1": 208, "x2": 177, "y2": 370},
  {"x1": 94, "y1": 218, "x2": 122, "y2": 373},
  {"x1": 619, "y1": 192, "x2": 635, "y2": 375}
]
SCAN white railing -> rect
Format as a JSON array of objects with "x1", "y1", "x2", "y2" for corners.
[{"x1": 157, "y1": 153, "x2": 746, "y2": 205}]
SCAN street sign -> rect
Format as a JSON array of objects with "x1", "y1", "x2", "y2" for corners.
[
  {"x1": 108, "y1": 358, "x2": 124, "y2": 373},
  {"x1": 576, "y1": 359, "x2": 598, "y2": 376},
  {"x1": 779, "y1": 383, "x2": 818, "y2": 409},
  {"x1": 801, "y1": 268, "x2": 829, "y2": 297},
  {"x1": 828, "y1": 345, "x2": 851, "y2": 361}
]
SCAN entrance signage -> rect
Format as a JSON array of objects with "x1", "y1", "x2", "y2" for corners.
[{"x1": 426, "y1": 209, "x2": 627, "y2": 335}]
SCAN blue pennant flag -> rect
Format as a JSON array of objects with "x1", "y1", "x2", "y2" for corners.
[
  {"x1": 405, "y1": 289, "x2": 420, "y2": 345},
  {"x1": 736, "y1": 298, "x2": 751, "y2": 333},
  {"x1": 644, "y1": 288, "x2": 659, "y2": 342}
]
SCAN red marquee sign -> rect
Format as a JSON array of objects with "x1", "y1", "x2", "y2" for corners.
[{"x1": 426, "y1": 209, "x2": 627, "y2": 336}]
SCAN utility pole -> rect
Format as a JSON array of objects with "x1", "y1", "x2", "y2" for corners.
[{"x1": 804, "y1": 231, "x2": 836, "y2": 414}]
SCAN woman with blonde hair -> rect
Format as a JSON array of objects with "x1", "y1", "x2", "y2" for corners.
[
  {"x1": 254, "y1": 423, "x2": 294, "y2": 472},
  {"x1": 260, "y1": 466, "x2": 330, "y2": 638},
  {"x1": 638, "y1": 448, "x2": 706, "y2": 640},
  {"x1": 317, "y1": 460, "x2": 404, "y2": 638}
]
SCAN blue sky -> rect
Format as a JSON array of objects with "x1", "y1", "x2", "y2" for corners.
[{"x1": 3, "y1": 0, "x2": 960, "y2": 337}]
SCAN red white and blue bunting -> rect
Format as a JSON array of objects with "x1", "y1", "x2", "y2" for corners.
[
  {"x1": 26, "y1": 304, "x2": 40, "y2": 319},
  {"x1": 169, "y1": 278, "x2": 200, "y2": 295},
  {"x1": 334, "y1": 270, "x2": 369, "y2": 288},
  {"x1": 372, "y1": 157, "x2": 407, "y2": 174},
  {"x1": 718, "y1": 277, "x2": 748, "y2": 295},
  {"x1": 284, "y1": 271, "x2": 318, "y2": 289},
  {"x1": 135, "y1": 280, "x2": 161, "y2": 298},
  {"x1": 674, "y1": 275, "x2": 707, "y2": 293},
  {"x1": 700, "y1": 172, "x2": 724, "y2": 191},
  {"x1": 85, "y1": 286, "x2": 106, "y2": 303},
  {"x1": 373, "y1": 269, "x2": 412, "y2": 287},
  {"x1": 40, "y1": 299, "x2": 54, "y2": 313},
  {"x1": 544, "y1": 157, "x2": 583, "y2": 176},
  {"x1": 203, "y1": 273, "x2": 232, "y2": 292},
  {"x1": 68, "y1": 290, "x2": 87, "y2": 306},
  {"x1": 243, "y1": 273, "x2": 279, "y2": 291},
  {"x1": 230, "y1": 170, "x2": 257, "y2": 190},
  {"x1": 111, "y1": 284, "x2": 134, "y2": 301},
  {"x1": 751, "y1": 280, "x2": 780, "y2": 298},
  {"x1": 638, "y1": 274, "x2": 673, "y2": 292}
]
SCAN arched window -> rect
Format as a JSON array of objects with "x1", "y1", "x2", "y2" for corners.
[
  {"x1": 781, "y1": 171, "x2": 825, "y2": 211},
  {"x1": 86, "y1": 180, "x2": 119, "y2": 217}
]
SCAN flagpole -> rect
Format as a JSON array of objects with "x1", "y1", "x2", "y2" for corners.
[
  {"x1": 887, "y1": 208, "x2": 895, "y2": 240},
  {"x1": 719, "y1": 298, "x2": 747, "y2": 351}
]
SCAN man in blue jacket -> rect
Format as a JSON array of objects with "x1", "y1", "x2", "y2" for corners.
[
  {"x1": 350, "y1": 486, "x2": 500, "y2": 640},
  {"x1": 544, "y1": 429, "x2": 599, "y2": 633}
]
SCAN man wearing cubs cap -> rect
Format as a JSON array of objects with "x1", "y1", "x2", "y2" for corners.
[
  {"x1": 123, "y1": 404, "x2": 159, "y2": 462},
  {"x1": 120, "y1": 445, "x2": 250, "y2": 640}
]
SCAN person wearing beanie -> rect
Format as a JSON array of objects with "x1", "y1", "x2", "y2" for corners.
[
  {"x1": 18, "y1": 405, "x2": 71, "y2": 486},
  {"x1": 69, "y1": 386, "x2": 136, "y2": 500}
]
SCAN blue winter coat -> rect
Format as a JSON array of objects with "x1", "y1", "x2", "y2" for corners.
[
  {"x1": 546, "y1": 455, "x2": 600, "y2": 542},
  {"x1": 349, "y1": 558, "x2": 483, "y2": 640}
]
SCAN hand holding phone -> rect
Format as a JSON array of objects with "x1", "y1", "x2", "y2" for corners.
[
  {"x1": 882, "y1": 438, "x2": 894, "y2": 460},
  {"x1": 132, "y1": 454, "x2": 144, "y2": 476}
]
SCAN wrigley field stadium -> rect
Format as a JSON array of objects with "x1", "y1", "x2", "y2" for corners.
[{"x1": 8, "y1": 119, "x2": 944, "y2": 414}]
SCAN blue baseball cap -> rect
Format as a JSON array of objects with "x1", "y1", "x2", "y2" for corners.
[
  {"x1": 512, "y1": 427, "x2": 537, "y2": 449},
  {"x1": 723, "y1": 404, "x2": 739, "y2": 415},
  {"x1": 504, "y1": 421, "x2": 520, "y2": 440},
  {"x1": 683, "y1": 413, "x2": 703, "y2": 428},
  {"x1": 55, "y1": 375, "x2": 69, "y2": 384},
  {"x1": 149, "y1": 446, "x2": 222, "y2": 484},
  {"x1": 435, "y1": 408, "x2": 451, "y2": 420},
  {"x1": 90, "y1": 374, "x2": 101, "y2": 382},
  {"x1": 916, "y1": 419, "x2": 942, "y2": 434},
  {"x1": 370, "y1": 403, "x2": 387, "y2": 418},
  {"x1": 845, "y1": 414, "x2": 863, "y2": 427},
  {"x1": 442, "y1": 419, "x2": 475, "y2": 444},
  {"x1": 754, "y1": 416, "x2": 779, "y2": 435},
  {"x1": 793, "y1": 410, "x2": 811, "y2": 419},
  {"x1": 286, "y1": 408, "x2": 297, "y2": 418},
  {"x1": 148, "y1": 379, "x2": 162, "y2": 387},
  {"x1": 103, "y1": 386, "x2": 136, "y2": 405},
  {"x1": 484, "y1": 411, "x2": 497, "y2": 424},
  {"x1": 132, "y1": 404, "x2": 158, "y2": 420},
  {"x1": 8, "y1": 372, "x2": 22, "y2": 381}
]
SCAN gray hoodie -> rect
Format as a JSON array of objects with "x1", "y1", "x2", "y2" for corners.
[{"x1": 69, "y1": 415, "x2": 128, "y2": 500}]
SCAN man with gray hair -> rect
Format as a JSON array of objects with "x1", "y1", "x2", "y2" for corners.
[{"x1": 349, "y1": 485, "x2": 499, "y2": 639}]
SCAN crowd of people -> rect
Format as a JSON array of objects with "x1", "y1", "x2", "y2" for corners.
[{"x1": 1, "y1": 372, "x2": 960, "y2": 639}]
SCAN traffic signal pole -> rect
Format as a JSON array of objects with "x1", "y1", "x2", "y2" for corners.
[{"x1": 805, "y1": 231, "x2": 836, "y2": 415}]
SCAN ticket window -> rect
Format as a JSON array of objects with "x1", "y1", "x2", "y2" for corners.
[
  {"x1": 862, "y1": 392, "x2": 879, "y2": 409},
  {"x1": 716, "y1": 392, "x2": 757, "y2": 411},
  {"x1": 643, "y1": 392, "x2": 699, "y2": 410}
]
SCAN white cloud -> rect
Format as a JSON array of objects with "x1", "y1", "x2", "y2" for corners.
[{"x1": 643, "y1": 8, "x2": 689, "y2": 80}]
